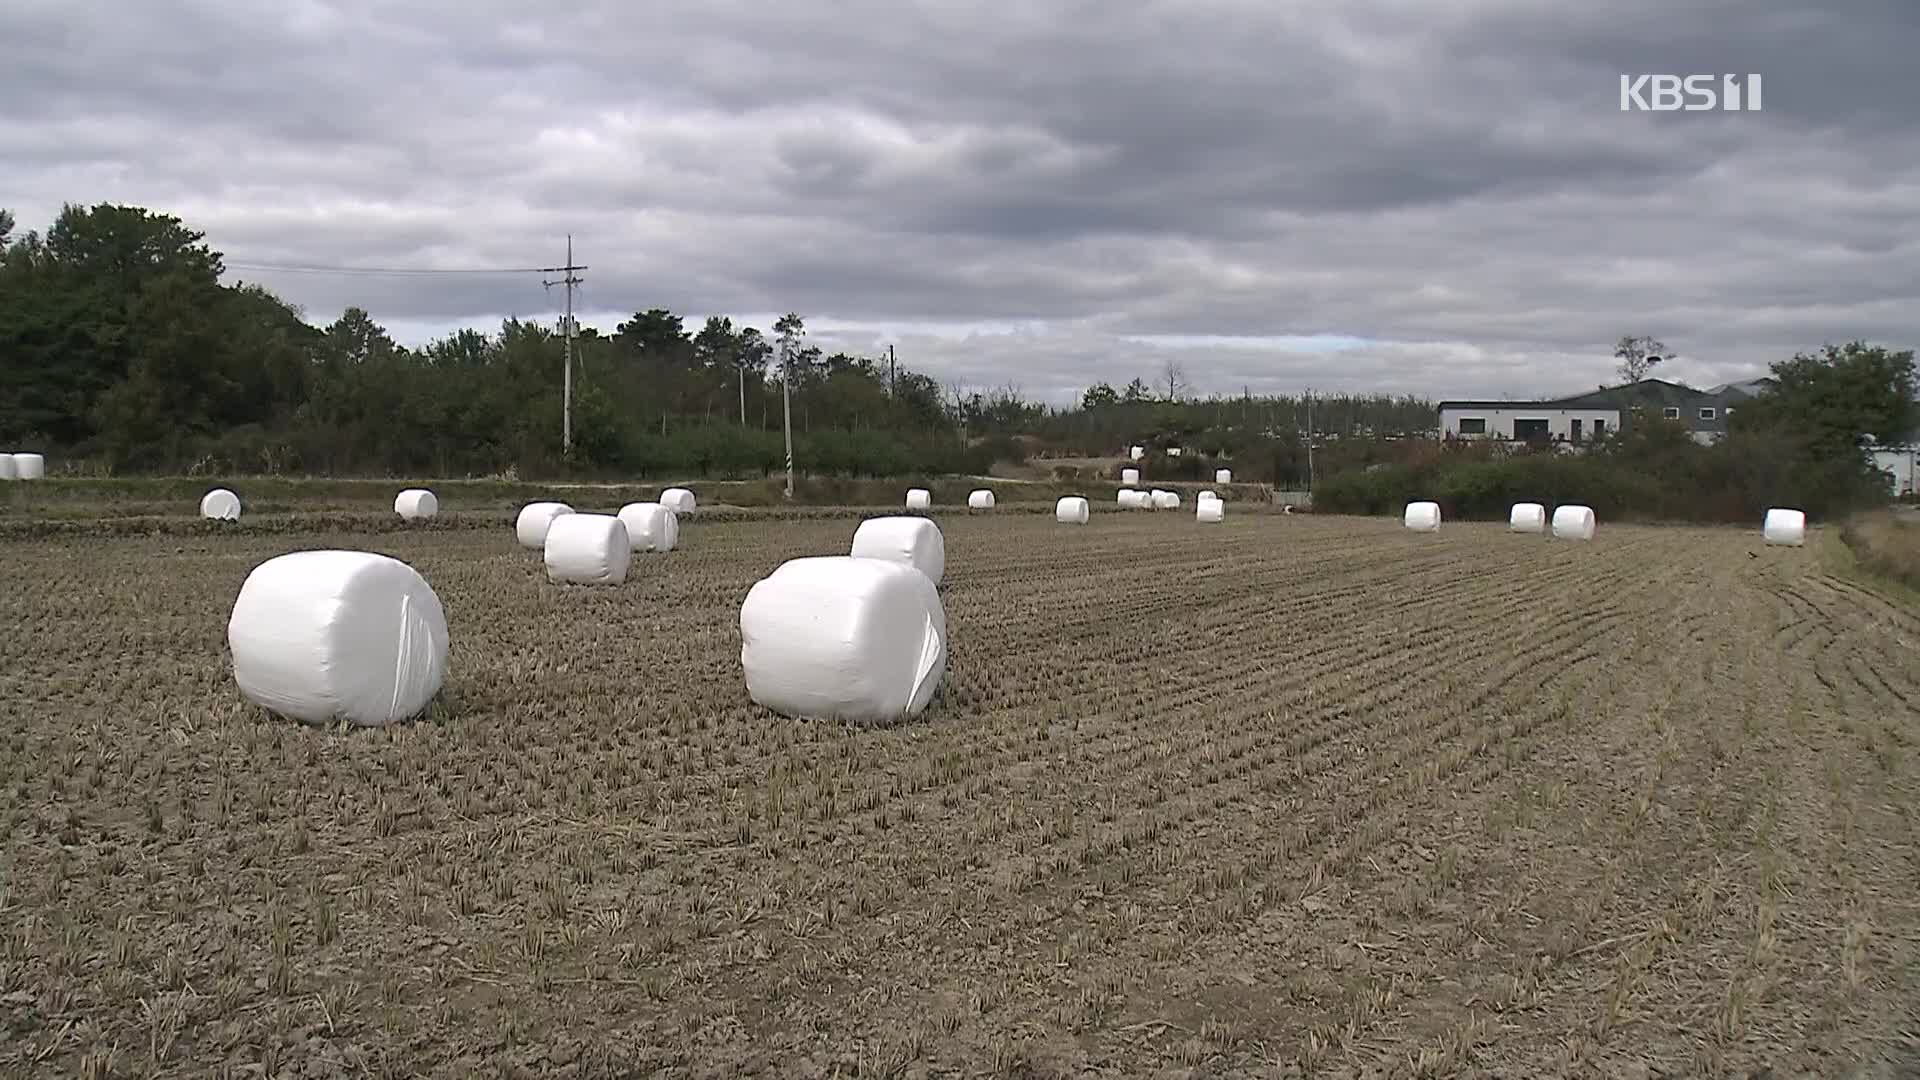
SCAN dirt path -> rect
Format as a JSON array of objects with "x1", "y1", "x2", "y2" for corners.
[{"x1": 0, "y1": 516, "x2": 1914, "y2": 1077}]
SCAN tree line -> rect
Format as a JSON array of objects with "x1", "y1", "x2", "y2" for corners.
[{"x1": 0, "y1": 203, "x2": 1436, "y2": 481}]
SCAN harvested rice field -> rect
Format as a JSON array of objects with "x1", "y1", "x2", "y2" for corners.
[{"x1": 2, "y1": 512, "x2": 1917, "y2": 1078}]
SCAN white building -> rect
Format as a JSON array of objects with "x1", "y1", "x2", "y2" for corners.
[
  {"x1": 1437, "y1": 402, "x2": 1620, "y2": 445},
  {"x1": 1869, "y1": 441, "x2": 1918, "y2": 495}
]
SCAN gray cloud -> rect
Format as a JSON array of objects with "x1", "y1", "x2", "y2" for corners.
[{"x1": 3, "y1": 0, "x2": 1915, "y2": 404}]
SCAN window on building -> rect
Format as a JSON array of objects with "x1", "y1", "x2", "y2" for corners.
[
  {"x1": 1698, "y1": 407, "x2": 1716, "y2": 420},
  {"x1": 1458, "y1": 417, "x2": 1486, "y2": 435},
  {"x1": 1513, "y1": 419, "x2": 1550, "y2": 442},
  {"x1": 1594, "y1": 419, "x2": 1607, "y2": 437},
  {"x1": 1662, "y1": 407, "x2": 1681, "y2": 420}
]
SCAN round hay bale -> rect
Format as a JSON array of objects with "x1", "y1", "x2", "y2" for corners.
[
  {"x1": 739, "y1": 555, "x2": 946, "y2": 723},
  {"x1": 904, "y1": 488, "x2": 932, "y2": 509},
  {"x1": 1120, "y1": 467, "x2": 1141, "y2": 486},
  {"x1": 543, "y1": 513, "x2": 631, "y2": 585},
  {"x1": 1055, "y1": 496, "x2": 1090, "y2": 524},
  {"x1": 201, "y1": 488, "x2": 242, "y2": 521},
  {"x1": 0, "y1": 454, "x2": 16, "y2": 481},
  {"x1": 851, "y1": 516, "x2": 945, "y2": 585},
  {"x1": 12, "y1": 453, "x2": 44, "y2": 480},
  {"x1": 1404, "y1": 501, "x2": 1441, "y2": 531},
  {"x1": 515, "y1": 502, "x2": 573, "y2": 549},
  {"x1": 618, "y1": 502, "x2": 679, "y2": 552},
  {"x1": 967, "y1": 489, "x2": 996, "y2": 510},
  {"x1": 1763, "y1": 507, "x2": 1807, "y2": 546},
  {"x1": 1152, "y1": 490, "x2": 1180, "y2": 510},
  {"x1": 395, "y1": 489, "x2": 439, "y2": 521},
  {"x1": 1129, "y1": 445, "x2": 1145, "y2": 461},
  {"x1": 1197, "y1": 499, "x2": 1225, "y2": 523},
  {"x1": 1509, "y1": 502, "x2": 1547, "y2": 533},
  {"x1": 660, "y1": 487, "x2": 696, "y2": 514},
  {"x1": 1215, "y1": 468, "x2": 1232, "y2": 484},
  {"x1": 227, "y1": 550, "x2": 448, "y2": 727},
  {"x1": 1551, "y1": 504, "x2": 1596, "y2": 541}
]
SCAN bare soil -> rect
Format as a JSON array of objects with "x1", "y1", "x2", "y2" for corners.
[{"x1": 2, "y1": 514, "x2": 1916, "y2": 1078}]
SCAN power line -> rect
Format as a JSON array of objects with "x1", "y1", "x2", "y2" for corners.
[{"x1": 224, "y1": 260, "x2": 573, "y2": 276}]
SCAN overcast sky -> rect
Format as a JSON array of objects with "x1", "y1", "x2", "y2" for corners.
[{"x1": 6, "y1": 0, "x2": 1916, "y2": 403}]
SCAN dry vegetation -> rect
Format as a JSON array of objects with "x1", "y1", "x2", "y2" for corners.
[{"x1": 2, "y1": 513, "x2": 1917, "y2": 1078}]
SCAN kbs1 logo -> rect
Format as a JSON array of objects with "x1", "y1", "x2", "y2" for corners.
[{"x1": 1619, "y1": 74, "x2": 1763, "y2": 111}]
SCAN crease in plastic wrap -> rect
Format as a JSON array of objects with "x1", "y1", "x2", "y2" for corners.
[
  {"x1": 660, "y1": 488, "x2": 697, "y2": 514},
  {"x1": 739, "y1": 556, "x2": 947, "y2": 723},
  {"x1": 850, "y1": 516, "x2": 945, "y2": 585},
  {"x1": 201, "y1": 488, "x2": 242, "y2": 520},
  {"x1": 227, "y1": 550, "x2": 449, "y2": 727},
  {"x1": 967, "y1": 489, "x2": 995, "y2": 510},
  {"x1": 618, "y1": 502, "x2": 679, "y2": 552},
  {"x1": 395, "y1": 489, "x2": 439, "y2": 520},
  {"x1": 544, "y1": 513, "x2": 631, "y2": 584},
  {"x1": 13, "y1": 453, "x2": 43, "y2": 479},
  {"x1": 1404, "y1": 501, "x2": 1441, "y2": 531},
  {"x1": 1055, "y1": 496, "x2": 1089, "y2": 524},
  {"x1": 1509, "y1": 502, "x2": 1547, "y2": 533},
  {"x1": 515, "y1": 502, "x2": 573, "y2": 548},
  {"x1": 1551, "y1": 504, "x2": 1596, "y2": 540},
  {"x1": 1763, "y1": 508, "x2": 1806, "y2": 546}
]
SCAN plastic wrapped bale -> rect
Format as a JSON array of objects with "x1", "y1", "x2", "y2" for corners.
[
  {"x1": 904, "y1": 488, "x2": 932, "y2": 509},
  {"x1": 515, "y1": 502, "x2": 573, "y2": 549},
  {"x1": 1056, "y1": 496, "x2": 1090, "y2": 524},
  {"x1": 1404, "y1": 501, "x2": 1441, "y2": 531},
  {"x1": 1509, "y1": 502, "x2": 1547, "y2": 533},
  {"x1": 1168, "y1": 447, "x2": 1183, "y2": 457},
  {"x1": 1129, "y1": 445, "x2": 1145, "y2": 461},
  {"x1": 660, "y1": 487, "x2": 696, "y2": 515},
  {"x1": 227, "y1": 550, "x2": 449, "y2": 727},
  {"x1": 544, "y1": 513, "x2": 631, "y2": 585},
  {"x1": 1197, "y1": 499, "x2": 1225, "y2": 523},
  {"x1": 1763, "y1": 508, "x2": 1807, "y2": 546},
  {"x1": 1117, "y1": 489, "x2": 1137, "y2": 507},
  {"x1": 967, "y1": 489, "x2": 996, "y2": 510},
  {"x1": 200, "y1": 488, "x2": 242, "y2": 521},
  {"x1": 0, "y1": 454, "x2": 15, "y2": 481},
  {"x1": 739, "y1": 556, "x2": 946, "y2": 723},
  {"x1": 1198, "y1": 490, "x2": 1220, "y2": 503},
  {"x1": 1120, "y1": 467, "x2": 1141, "y2": 486},
  {"x1": 12, "y1": 453, "x2": 44, "y2": 480},
  {"x1": 1153, "y1": 490, "x2": 1180, "y2": 510},
  {"x1": 850, "y1": 516, "x2": 945, "y2": 585},
  {"x1": 394, "y1": 489, "x2": 439, "y2": 521},
  {"x1": 617, "y1": 502, "x2": 679, "y2": 553},
  {"x1": 1551, "y1": 504, "x2": 1596, "y2": 541},
  {"x1": 1215, "y1": 468, "x2": 1232, "y2": 484}
]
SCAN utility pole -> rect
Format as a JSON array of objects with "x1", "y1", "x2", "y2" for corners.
[
  {"x1": 888, "y1": 344, "x2": 896, "y2": 398},
  {"x1": 1305, "y1": 389, "x2": 1315, "y2": 492},
  {"x1": 781, "y1": 337, "x2": 795, "y2": 499},
  {"x1": 541, "y1": 236, "x2": 587, "y2": 457}
]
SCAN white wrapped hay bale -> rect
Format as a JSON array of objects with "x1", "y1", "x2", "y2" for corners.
[
  {"x1": 12, "y1": 453, "x2": 44, "y2": 480},
  {"x1": 1152, "y1": 490, "x2": 1180, "y2": 510},
  {"x1": 515, "y1": 502, "x2": 573, "y2": 549},
  {"x1": 1763, "y1": 508, "x2": 1807, "y2": 546},
  {"x1": 617, "y1": 502, "x2": 679, "y2": 552},
  {"x1": 739, "y1": 556, "x2": 947, "y2": 723},
  {"x1": 543, "y1": 513, "x2": 631, "y2": 585},
  {"x1": 905, "y1": 488, "x2": 932, "y2": 509},
  {"x1": 1129, "y1": 445, "x2": 1145, "y2": 461},
  {"x1": 1509, "y1": 502, "x2": 1547, "y2": 533},
  {"x1": 0, "y1": 454, "x2": 15, "y2": 481},
  {"x1": 1056, "y1": 496, "x2": 1090, "y2": 524},
  {"x1": 660, "y1": 487, "x2": 696, "y2": 515},
  {"x1": 1199, "y1": 490, "x2": 1220, "y2": 503},
  {"x1": 394, "y1": 489, "x2": 438, "y2": 521},
  {"x1": 1404, "y1": 501, "x2": 1440, "y2": 531},
  {"x1": 967, "y1": 489, "x2": 996, "y2": 510},
  {"x1": 1167, "y1": 447, "x2": 1183, "y2": 457},
  {"x1": 1118, "y1": 489, "x2": 1145, "y2": 508},
  {"x1": 850, "y1": 515, "x2": 945, "y2": 585},
  {"x1": 200, "y1": 488, "x2": 242, "y2": 521},
  {"x1": 1197, "y1": 499, "x2": 1225, "y2": 523},
  {"x1": 1215, "y1": 468, "x2": 1232, "y2": 484},
  {"x1": 1551, "y1": 504, "x2": 1596, "y2": 541},
  {"x1": 227, "y1": 550, "x2": 449, "y2": 727},
  {"x1": 1121, "y1": 467, "x2": 1141, "y2": 486}
]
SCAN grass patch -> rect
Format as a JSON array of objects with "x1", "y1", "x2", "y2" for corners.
[{"x1": 1830, "y1": 510, "x2": 1920, "y2": 603}]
